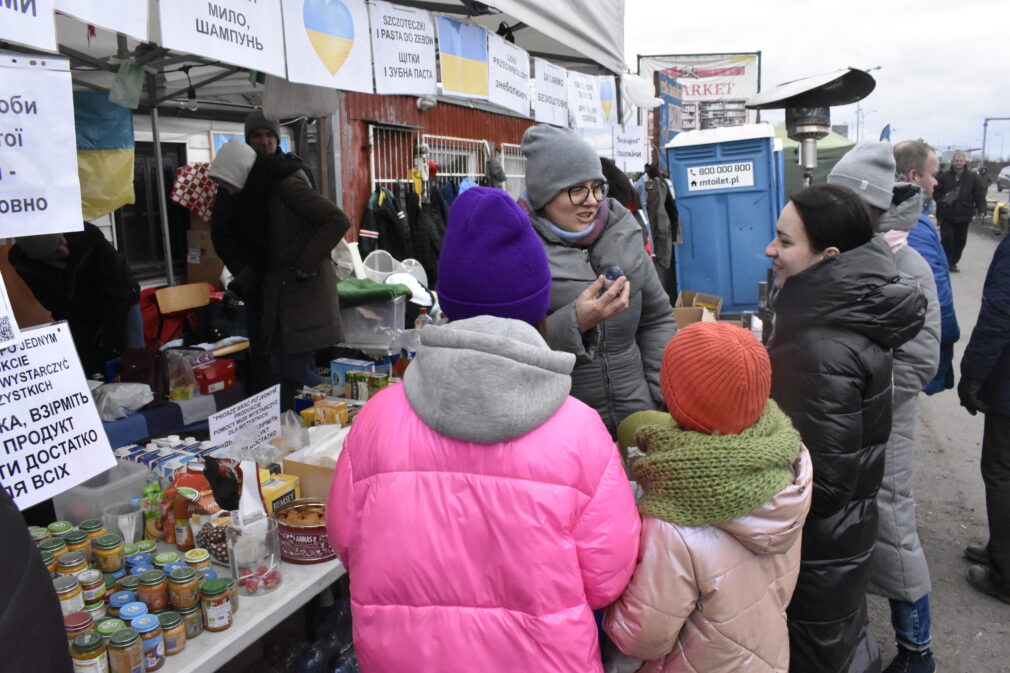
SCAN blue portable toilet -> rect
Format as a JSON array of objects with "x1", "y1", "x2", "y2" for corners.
[{"x1": 666, "y1": 124, "x2": 784, "y2": 315}]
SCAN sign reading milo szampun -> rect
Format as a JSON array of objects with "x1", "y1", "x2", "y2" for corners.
[{"x1": 0, "y1": 323, "x2": 114, "y2": 510}]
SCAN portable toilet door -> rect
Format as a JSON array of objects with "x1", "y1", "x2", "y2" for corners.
[{"x1": 666, "y1": 123, "x2": 782, "y2": 315}]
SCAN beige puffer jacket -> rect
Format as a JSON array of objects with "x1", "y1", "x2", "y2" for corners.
[{"x1": 604, "y1": 445, "x2": 813, "y2": 673}]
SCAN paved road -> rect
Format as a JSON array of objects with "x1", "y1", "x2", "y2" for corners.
[{"x1": 867, "y1": 185, "x2": 1010, "y2": 672}]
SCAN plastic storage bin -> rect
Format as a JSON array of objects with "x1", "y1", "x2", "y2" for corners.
[
  {"x1": 338, "y1": 295, "x2": 405, "y2": 349},
  {"x1": 54, "y1": 460, "x2": 151, "y2": 523}
]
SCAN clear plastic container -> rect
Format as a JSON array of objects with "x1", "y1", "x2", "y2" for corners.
[
  {"x1": 54, "y1": 460, "x2": 150, "y2": 523},
  {"x1": 227, "y1": 517, "x2": 282, "y2": 596},
  {"x1": 339, "y1": 295, "x2": 405, "y2": 348}
]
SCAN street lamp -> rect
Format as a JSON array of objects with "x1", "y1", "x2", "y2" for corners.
[{"x1": 855, "y1": 66, "x2": 882, "y2": 141}]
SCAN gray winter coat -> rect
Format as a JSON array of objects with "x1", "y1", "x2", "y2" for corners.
[
  {"x1": 532, "y1": 199, "x2": 677, "y2": 436},
  {"x1": 868, "y1": 190, "x2": 941, "y2": 602}
]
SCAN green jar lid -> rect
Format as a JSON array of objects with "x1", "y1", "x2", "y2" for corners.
[
  {"x1": 57, "y1": 550, "x2": 88, "y2": 568},
  {"x1": 72, "y1": 631, "x2": 103, "y2": 653},
  {"x1": 95, "y1": 534, "x2": 123, "y2": 550},
  {"x1": 177, "y1": 604, "x2": 199, "y2": 615},
  {"x1": 40, "y1": 550, "x2": 54, "y2": 566},
  {"x1": 109, "y1": 627, "x2": 140, "y2": 648},
  {"x1": 79, "y1": 519, "x2": 104, "y2": 533},
  {"x1": 39, "y1": 538, "x2": 66, "y2": 553},
  {"x1": 123, "y1": 543, "x2": 139, "y2": 556},
  {"x1": 135, "y1": 540, "x2": 156, "y2": 553},
  {"x1": 30, "y1": 527, "x2": 50, "y2": 543},
  {"x1": 158, "y1": 612, "x2": 182, "y2": 629},
  {"x1": 169, "y1": 567, "x2": 197, "y2": 583},
  {"x1": 96, "y1": 618, "x2": 126, "y2": 637},
  {"x1": 47, "y1": 521, "x2": 73, "y2": 536},
  {"x1": 63, "y1": 529, "x2": 89, "y2": 545},
  {"x1": 139, "y1": 569, "x2": 166, "y2": 586},
  {"x1": 103, "y1": 573, "x2": 117, "y2": 590},
  {"x1": 153, "y1": 551, "x2": 179, "y2": 566},
  {"x1": 201, "y1": 578, "x2": 229, "y2": 596},
  {"x1": 119, "y1": 575, "x2": 141, "y2": 591}
]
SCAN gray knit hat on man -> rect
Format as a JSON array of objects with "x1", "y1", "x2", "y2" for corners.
[
  {"x1": 521, "y1": 125, "x2": 604, "y2": 209},
  {"x1": 244, "y1": 109, "x2": 281, "y2": 142},
  {"x1": 827, "y1": 141, "x2": 896, "y2": 211}
]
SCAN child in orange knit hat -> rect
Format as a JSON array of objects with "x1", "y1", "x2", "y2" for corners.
[{"x1": 605, "y1": 322, "x2": 812, "y2": 673}]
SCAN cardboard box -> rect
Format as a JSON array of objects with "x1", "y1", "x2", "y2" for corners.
[
  {"x1": 675, "y1": 290, "x2": 724, "y2": 318},
  {"x1": 186, "y1": 229, "x2": 224, "y2": 289},
  {"x1": 193, "y1": 358, "x2": 236, "y2": 395},
  {"x1": 283, "y1": 448, "x2": 335, "y2": 500},
  {"x1": 673, "y1": 306, "x2": 716, "y2": 330},
  {"x1": 313, "y1": 398, "x2": 348, "y2": 426},
  {"x1": 330, "y1": 358, "x2": 374, "y2": 387},
  {"x1": 260, "y1": 473, "x2": 301, "y2": 515}
]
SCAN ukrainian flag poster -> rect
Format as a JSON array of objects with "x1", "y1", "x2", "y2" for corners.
[
  {"x1": 436, "y1": 16, "x2": 489, "y2": 99},
  {"x1": 282, "y1": 0, "x2": 374, "y2": 93}
]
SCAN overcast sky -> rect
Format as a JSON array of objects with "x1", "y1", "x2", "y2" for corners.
[{"x1": 625, "y1": 0, "x2": 1008, "y2": 160}]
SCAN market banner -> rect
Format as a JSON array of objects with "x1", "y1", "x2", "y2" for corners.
[
  {"x1": 533, "y1": 58, "x2": 568, "y2": 127},
  {"x1": 598, "y1": 75, "x2": 618, "y2": 126},
  {"x1": 436, "y1": 16, "x2": 488, "y2": 98},
  {"x1": 0, "y1": 323, "x2": 116, "y2": 511},
  {"x1": 74, "y1": 92, "x2": 135, "y2": 221},
  {"x1": 370, "y1": 1, "x2": 436, "y2": 95},
  {"x1": 282, "y1": 0, "x2": 373, "y2": 93},
  {"x1": 638, "y1": 53, "x2": 760, "y2": 130},
  {"x1": 0, "y1": 0, "x2": 57, "y2": 52},
  {"x1": 568, "y1": 71, "x2": 603, "y2": 128},
  {"x1": 158, "y1": 0, "x2": 287, "y2": 77},
  {"x1": 613, "y1": 125, "x2": 646, "y2": 173},
  {"x1": 0, "y1": 56, "x2": 83, "y2": 239},
  {"x1": 54, "y1": 0, "x2": 149, "y2": 41},
  {"x1": 487, "y1": 32, "x2": 529, "y2": 116}
]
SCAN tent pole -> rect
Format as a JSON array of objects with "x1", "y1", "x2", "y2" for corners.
[{"x1": 149, "y1": 92, "x2": 175, "y2": 286}]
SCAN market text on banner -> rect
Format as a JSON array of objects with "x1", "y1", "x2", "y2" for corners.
[
  {"x1": 209, "y1": 384, "x2": 281, "y2": 455},
  {"x1": 158, "y1": 0, "x2": 287, "y2": 77},
  {"x1": 0, "y1": 323, "x2": 115, "y2": 510},
  {"x1": 282, "y1": 0, "x2": 374, "y2": 93},
  {"x1": 533, "y1": 58, "x2": 569, "y2": 127},
  {"x1": 369, "y1": 0, "x2": 437, "y2": 95},
  {"x1": 0, "y1": 56, "x2": 83, "y2": 238}
]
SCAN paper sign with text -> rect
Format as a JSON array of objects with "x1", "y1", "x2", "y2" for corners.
[
  {"x1": 613, "y1": 125, "x2": 646, "y2": 172},
  {"x1": 0, "y1": 273, "x2": 22, "y2": 349},
  {"x1": 533, "y1": 58, "x2": 568, "y2": 127},
  {"x1": 55, "y1": 0, "x2": 148, "y2": 41},
  {"x1": 0, "y1": 57, "x2": 83, "y2": 238},
  {"x1": 568, "y1": 72, "x2": 603, "y2": 128},
  {"x1": 0, "y1": 323, "x2": 115, "y2": 510},
  {"x1": 0, "y1": 0, "x2": 56, "y2": 51},
  {"x1": 369, "y1": 0, "x2": 436, "y2": 95},
  {"x1": 487, "y1": 33, "x2": 529, "y2": 116},
  {"x1": 209, "y1": 384, "x2": 281, "y2": 455},
  {"x1": 159, "y1": 0, "x2": 286, "y2": 77},
  {"x1": 282, "y1": 0, "x2": 374, "y2": 93}
]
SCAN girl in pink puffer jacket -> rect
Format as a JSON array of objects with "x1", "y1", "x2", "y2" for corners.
[{"x1": 326, "y1": 187, "x2": 641, "y2": 673}]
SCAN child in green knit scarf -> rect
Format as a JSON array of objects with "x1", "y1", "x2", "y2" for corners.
[{"x1": 604, "y1": 322, "x2": 813, "y2": 673}]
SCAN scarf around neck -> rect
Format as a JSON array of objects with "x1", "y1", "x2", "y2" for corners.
[
  {"x1": 633, "y1": 401, "x2": 799, "y2": 527},
  {"x1": 519, "y1": 192, "x2": 609, "y2": 247}
]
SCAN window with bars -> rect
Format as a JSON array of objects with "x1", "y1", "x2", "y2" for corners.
[
  {"x1": 369, "y1": 124, "x2": 419, "y2": 193},
  {"x1": 422, "y1": 134, "x2": 488, "y2": 183}
]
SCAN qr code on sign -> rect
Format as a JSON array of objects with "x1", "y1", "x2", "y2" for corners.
[{"x1": 0, "y1": 316, "x2": 14, "y2": 345}]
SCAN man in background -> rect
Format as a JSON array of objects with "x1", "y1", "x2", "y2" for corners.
[{"x1": 935, "y1": 151, "x2": 986, "y2": 272}]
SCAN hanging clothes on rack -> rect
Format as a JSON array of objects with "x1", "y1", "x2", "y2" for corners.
[{"x1": 358, "y1": 186, "x2": 414, "y2": 261}]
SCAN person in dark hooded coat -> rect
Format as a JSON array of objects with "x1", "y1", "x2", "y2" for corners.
[{"x1": 764, "y1": 184, "x2": 926, "y2": 673}]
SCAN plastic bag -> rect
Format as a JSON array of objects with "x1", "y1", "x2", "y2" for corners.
[
  {"x1": 165, "y1": 349, "x2": 199, "y2": 393},
  {"x1": 93, "y1": 382, "x2": 154, "y2": 421}
]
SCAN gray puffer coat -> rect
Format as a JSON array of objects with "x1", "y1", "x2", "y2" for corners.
[{"x1": 532, "y1": 199, "x2": 676, "y2": 436}]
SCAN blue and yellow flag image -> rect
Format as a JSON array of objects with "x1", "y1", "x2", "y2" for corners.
[
  {"x1": 436, "y1": 16, "x2": 488, "y2": 97},
  {"x1": 303, "y1": 0, "x2": 355, "y2": 76},
  {"x1": 73, "y1": 92, "x2": 135, "y2": 220}
]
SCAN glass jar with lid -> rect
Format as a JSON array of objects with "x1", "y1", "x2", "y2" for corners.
[
  {"x1": 134, "y1": 540, "x2": 157, "y2": 555},
  {"x1": 93, "y1": 534, "x2": 125, "y2": 574},
  {"x1": 40, "y1": 536, "x2": 68, "y2": 561},
  {"x1": 57, "y1": 550, "x2": 90, "y2": 578},
  {"x1": 47, "y1": 520, "x2": 74, "y2": 538},
  {"x1": 108, "y1": 627, "x2": 144, "y2": 673},
  {"x1": 29, "y1": 526, "x2": 51, "y2": 546},
  {"x1": 64, "y1": 529, "x2": 91, "y2": 556},
  {"x1": 158, "y1": 612, "x2": 185, "y2": 655},
  {"x1": 41, "y1": 550, "x2": 57, "y2": 577},
  {"x1": 84, "y1": 600, "x2": 107, "y2": 622},
  {"x1": 64, "y1": 610, "x2": 95, "y2": 646},
  {"x1": 79, "y1": 519, "x2": 107, "y2": 541},
  {"x1": 54, "y1": 575, "x2": 85, "y2": 617},
  {"x1": 138, "y1": 570, "x2": 168, "y2": 612},
  {"x1": 118, "y1": 601, "x2": 149, "y2": 623},
  {"x1": 70, "y1": 631, "x2": 107, "y2": 672},
  {"x1": 176, "y1": 604, "x2": 202, "y2": 640},
  {"x1": 119, "y1": 575, "x2": 141, "y2": 594},
  {"x1": 78, "y1": 569, "x2": 106, "y2": 604},
  {"x1": 95, "y1": 617, "x2": 125, "y2": 645},
  {"x1": 167, "y1": 567, "x2": 200, "y2": 610},
  {"x1": 106, "y1": 591, "x2": 135, "y2": 619},
  {"x1": 129, "y1": 614, "x2": 165, "y2": 671},
  {"x1": 151, "y1": 551, "x2": 179, "y2": 571},
  {"x1": 183, "y1": 548, "x2": 211, "y2": 571},
  {"x1": 200, "y1": 578, "x2": 232, "y2": 632}
]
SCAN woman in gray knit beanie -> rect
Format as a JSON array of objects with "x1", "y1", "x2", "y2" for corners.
[{"x1": 519, "y1": 124, "x2": 676, "y2": 436}]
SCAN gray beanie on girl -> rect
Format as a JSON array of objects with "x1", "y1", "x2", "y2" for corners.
[{"x1": 521, "y1": 125, "x2": 604, "y2": 209}]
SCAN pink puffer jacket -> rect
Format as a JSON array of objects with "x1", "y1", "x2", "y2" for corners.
[{"x1": 326, "y1": 317, "x2": 641, "y2": 673}]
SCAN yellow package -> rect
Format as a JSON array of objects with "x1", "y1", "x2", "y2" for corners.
[
  {"x1": 313, "y1": 398, "x2": 349, "y2": 426},
  {"x1": 260, "y1": 473, "x2": 300, "y2": 515}
]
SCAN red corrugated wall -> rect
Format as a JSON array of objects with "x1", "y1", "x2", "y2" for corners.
[{"x1": 338, "y1": 92, "x2": 536, "y2": 239}]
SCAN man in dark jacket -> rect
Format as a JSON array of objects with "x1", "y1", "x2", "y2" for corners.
[
  {"x1": 897, "y1": 141, "x2": 959, "y2": 394},
  {"x1": 959, "y1": 233, "x2": 1010, "y2": 604},
  {"x1": 935, "y1": 151, "x2": 987, "y2": 271},
  {"x1": 9, "y1": 222, "x2": 142, "y2": 376}
]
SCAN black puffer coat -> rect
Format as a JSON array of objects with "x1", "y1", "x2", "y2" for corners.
[
  {"x1": 766, "y1": 235, "x2": 925, "y2": 673},
  {"x1": 935, "y1": 166, "x2": 986, "y2": 224}
]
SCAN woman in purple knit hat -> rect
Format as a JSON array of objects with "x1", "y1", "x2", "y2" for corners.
[{"x1": 326, "y1": 186, "x2": 641, "y2": 673}]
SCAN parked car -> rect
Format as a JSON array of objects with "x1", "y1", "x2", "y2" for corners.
[{"x1": 997, "y1": 165, "x2": 1010, "y2": 192}]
